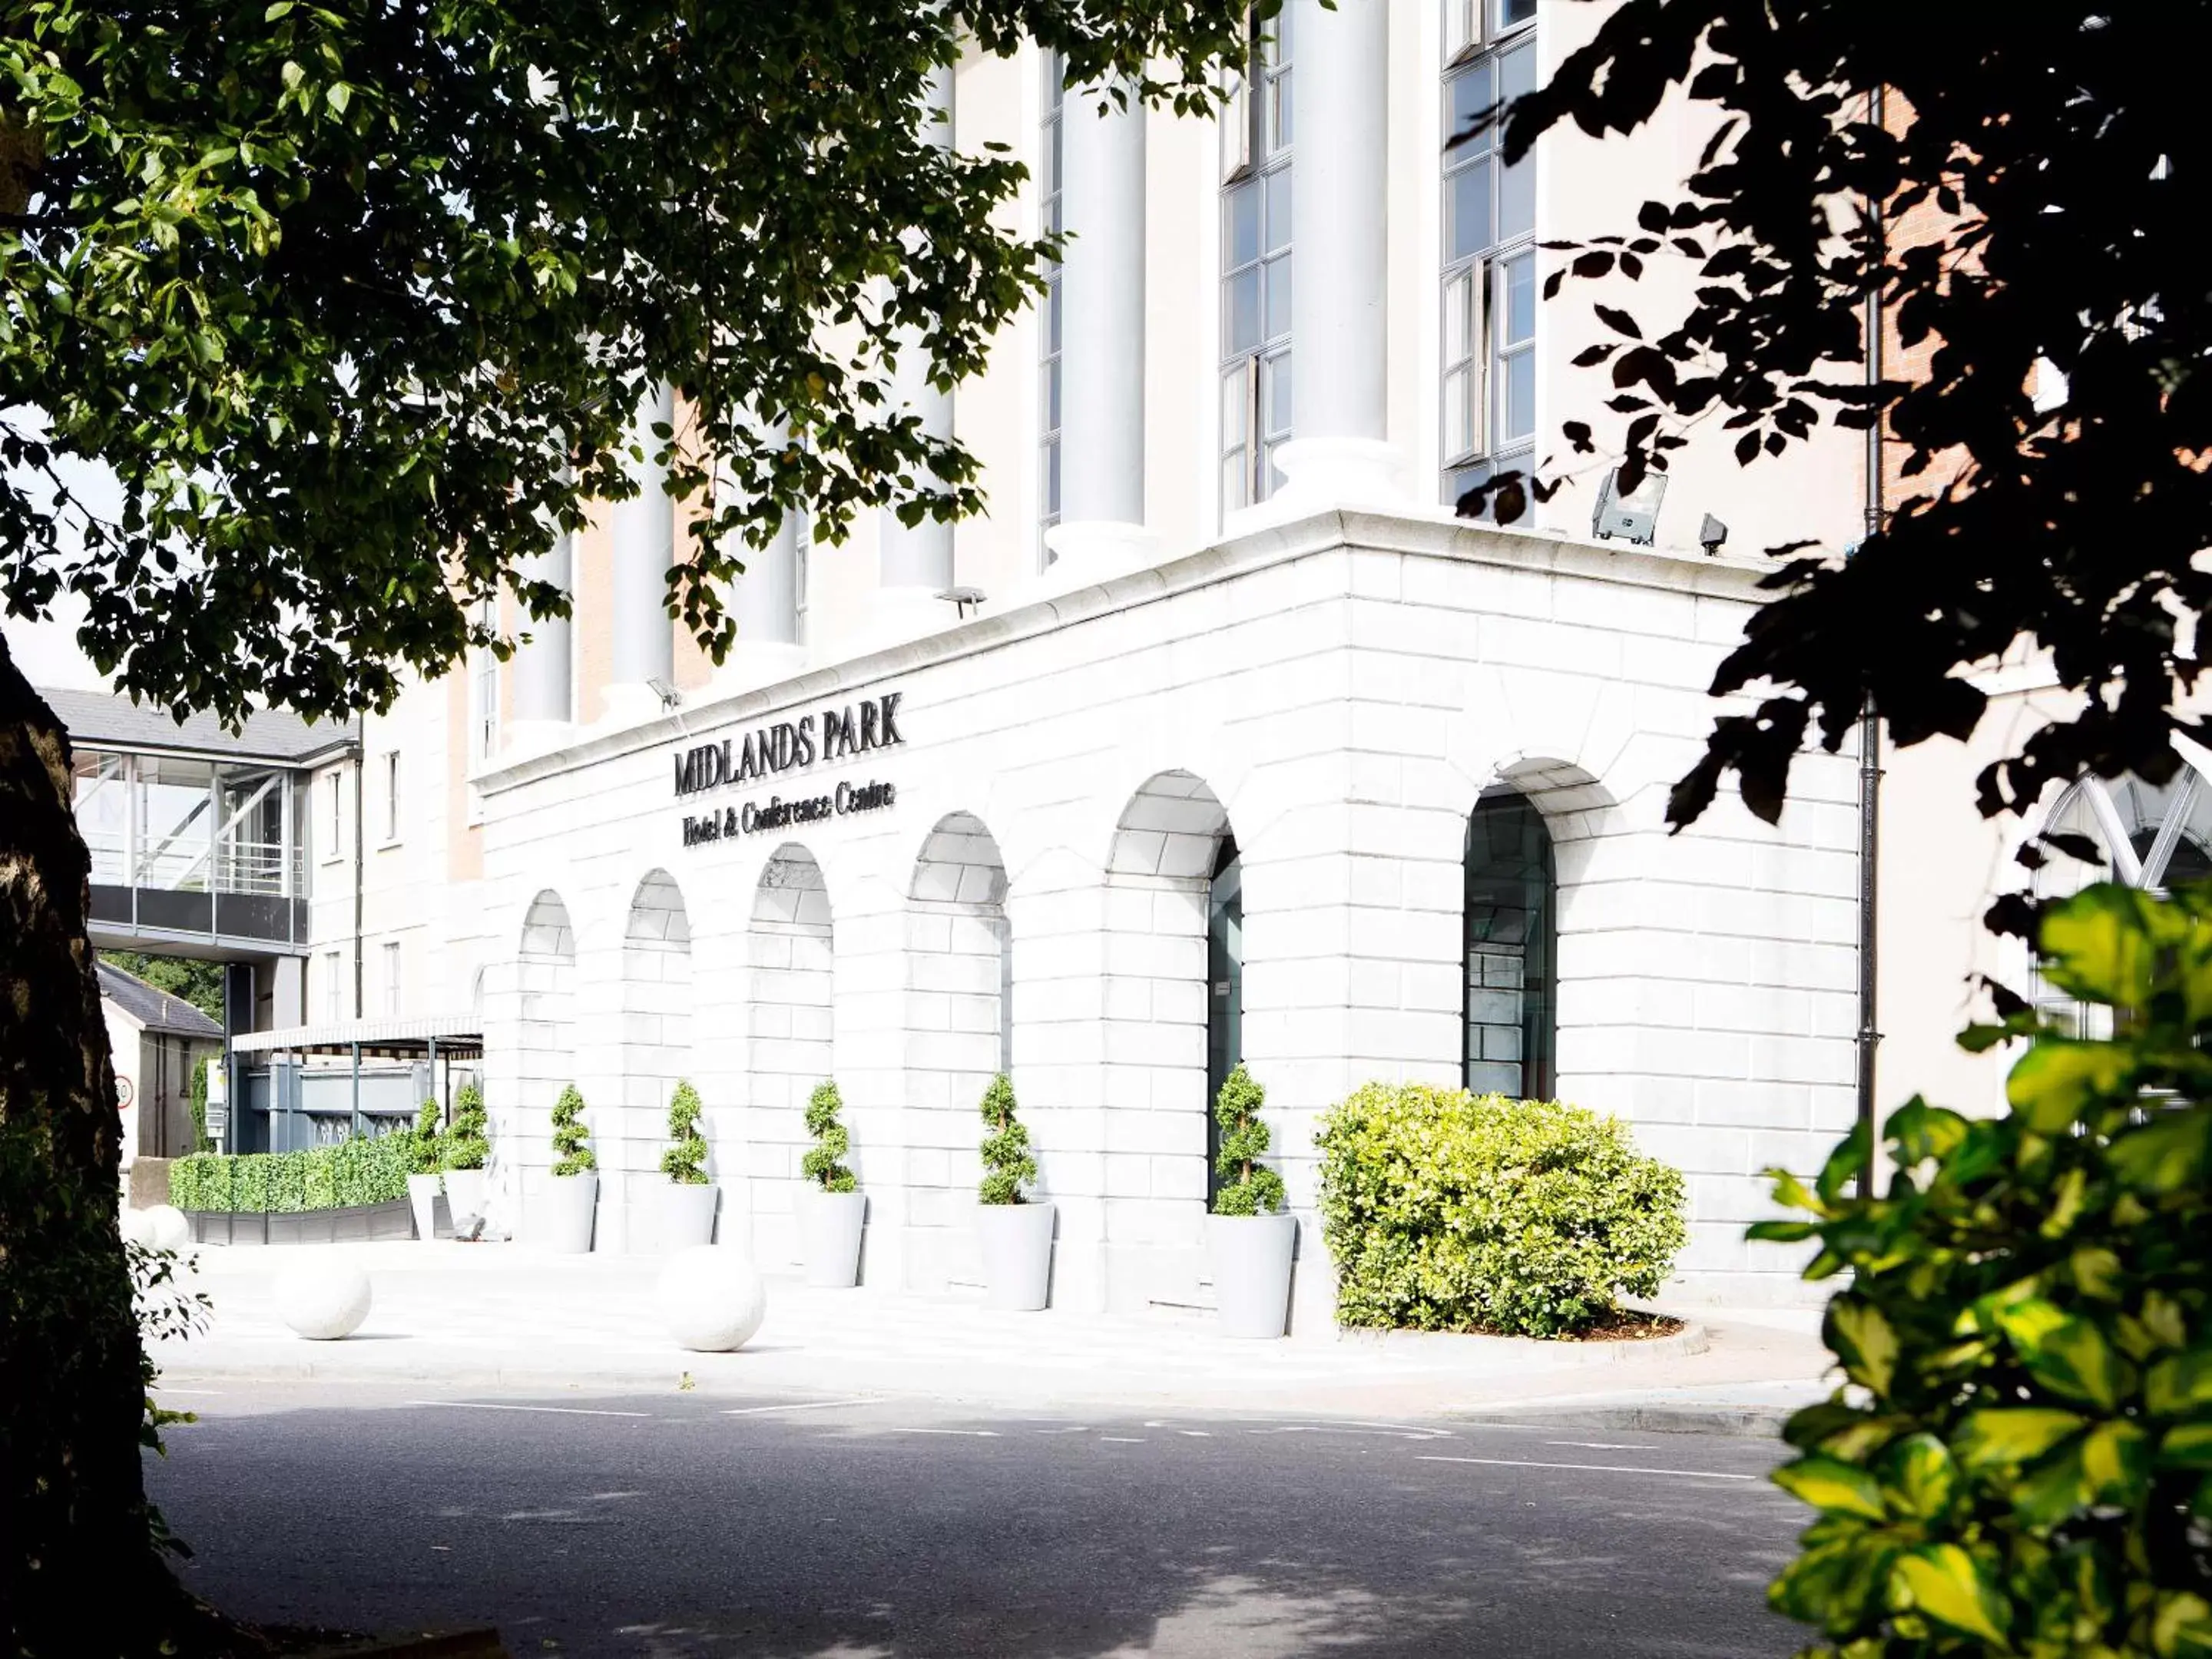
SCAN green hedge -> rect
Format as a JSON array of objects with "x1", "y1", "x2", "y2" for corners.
[
  {"x1": 169, "y1": 1131, "x2": 412, "y2": 1214},
  {"x1": 1316, "y1": 1084, "x2": 1687, "y2": 1339}
]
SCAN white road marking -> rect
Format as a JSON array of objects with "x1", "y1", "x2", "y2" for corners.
[
  {"x1": 1545, "y1": 1441, "x2": 1656, "y2": 1451},
  {"x1": 154, "y1": 1388, "x2": 224, "y2": 1396},
  {"x1": 1416, "y1": 1455, "x2": 1757, "y2": 1482},
  {"x1": 896, "y1": 1428, "x2": 1000, "y2": 1438},
  {"x1": 723, "y1": 1396, "x2": 880, "y2": 1416},
  {"x1": 1100, "y1": 1436, "x2": 1147, "y2": 1444},
  {"x1": 409, "y1": 1400, "x2": 651, "y2": 1419},
  {"x1": 1250, "y1": 1424, "x2": 1449, "y2": 1441},
  {"x1": 1178, "y1": 1430, "x2": 1213, "y2": 1438},
  {"x1": 1033, "y1": 1426, "x2": 1091, "y2": 1435}
]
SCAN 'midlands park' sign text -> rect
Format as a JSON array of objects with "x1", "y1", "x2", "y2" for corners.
[{"x1": 674, "y1": 693, "x2": 905, "y2": 846}]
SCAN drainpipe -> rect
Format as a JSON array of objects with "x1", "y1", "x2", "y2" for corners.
[
  {"x1": 352, "y1": 737, "x2": 364, "y2": 1021},
  {"x1": 1856, "y1": 86, "x2": 1887, "y2": 1191}
]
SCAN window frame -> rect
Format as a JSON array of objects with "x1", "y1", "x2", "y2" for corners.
[
  {"x1": 1440, "y1": 1, "x2": 1539, "y2": 518},
  {"x1": 380, "y1": 750, "x2": 402, "y2": 846},
  {"x1": 1219, "y1": 8, "x2": 1293, "y2": 516},
  {"x1": 382, "y1": 939, "x2": 402, "y2": 1018},
  {"x1": 1040, "y1": 48, "x2": 1066, "y2": 564}
]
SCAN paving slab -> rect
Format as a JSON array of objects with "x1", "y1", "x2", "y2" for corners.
[{"x1": 146, "y1": 1240, "x2": 1833, "y2": 1420}]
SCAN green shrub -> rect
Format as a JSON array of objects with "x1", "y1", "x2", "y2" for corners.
[
  {"x1": 444, "y1": 1081, "x2": 488, "y2": 1171},
  {"x1": 1753, "y1": 882, "x2": 2212, "y2": 1657},
  {"x1": 329, "y1": 1131, "x2": 407, "y2": 1207},
  {"x1": 408, "y1": 1101, "x2": 441, "y2": 1176},
  {"x1": 264, "y1": 1151, "x2": 309, "y2": 1214},
  {"x1": 169, "y1": 1153, "x2": 225, "y2": 1212},
  {"x1": 229, "y1": 1153, "x2": 270, "y2": 1214},
  {"x1": 1210, "y1": 1063, "x2": 1286, "y2": 1217},
  {"x1": 977, "y1": 1074, "x2": 1036, "y2": 1206},
  {"x1": 1316, "y1": 1084, "x2": 1687, "y2": 1338},
  {"x1": 187, "y1": 1055, "x2": 212, "y2": 1153},
  {"x1": 800, "y1": 1080, "x2": 856, "y2": 1193},
  {"x1": 302, "y1": 1150, "x2": 338, "y2": 1211},
  {"x1": 551, "y1": 1084, "x2": 595, "y2": 1177},
  {"x1": 661, "y1": 1080, "x2": 710, "y2": 1185}
]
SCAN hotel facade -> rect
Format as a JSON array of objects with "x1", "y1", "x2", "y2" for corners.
[{"x1": 56, "y1": 0, "x2": 2072, "y2": 1322}]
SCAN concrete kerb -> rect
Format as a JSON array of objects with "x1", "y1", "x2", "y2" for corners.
[{"x1": 1330, "y1": 1319, "x2": 1712, "y2": 1366}]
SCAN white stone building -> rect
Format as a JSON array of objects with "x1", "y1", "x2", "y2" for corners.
[{"x1": 435, "y1": 0, "x2": 1878, "y2": 1320}]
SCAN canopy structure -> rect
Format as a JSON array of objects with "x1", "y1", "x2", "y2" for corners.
[{"x1": 230, "y1": 1014, "x2": 483, "y2": 1061}]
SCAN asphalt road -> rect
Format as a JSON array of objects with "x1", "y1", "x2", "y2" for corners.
[{"x1": 145, "y1": 1382, "x2": 1807, "y2": 1658}]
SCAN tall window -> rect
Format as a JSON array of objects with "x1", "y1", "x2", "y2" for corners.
[
  {"x1": 382, "y1": 941, "x2": 402, "y2": 1017},
  {"x1": 323, "y1": 950, "x2": 343, "y2": 1022},
  {"x1": 470, "y1": 600, "x2": 499, "y2": 764},
  {"x1": 1206, "y1": 835, "x2": 1243, "y2": 1205},
  {"x1": 1464, "y1": 789, "x2": 1555, "y2": 1099},
  {"x1": 1219, "y1": 8, "x2": 1292, "y2": 513},
  {"x1": 1040, "y1": 50, "x2": 1065, "y2": 561},
  {"x1": 322, "y1": 769, "x2": 343, "y2": 861},
  {"x1": 1442, "y1": 0, "x2": 1538, "y2": 518},
  {"x1": 381, "y1": 751, "x2": 401, "y2": 843}
]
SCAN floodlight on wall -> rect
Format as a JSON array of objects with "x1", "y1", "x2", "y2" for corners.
[
  {"x1": 1698, "y1": 513, "x2": 1730, "y2": 557},
  {"x1": 1591, "y1": 465, "x2": 1668, "y2": 546},
  {"x1": 645, "y1": 677, "x2": 684, "y2": 710},
  {"x1": 936, "y1": 585, "x2": 988, "y2": 621}
]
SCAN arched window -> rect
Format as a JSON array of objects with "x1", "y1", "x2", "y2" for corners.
[
  {"x1": 1464, "y1": 789, "x2": 1555, "y2": 1099},
  {"x1": 2033, "y1": 767, "x2": 2212, "y2": 1032}
]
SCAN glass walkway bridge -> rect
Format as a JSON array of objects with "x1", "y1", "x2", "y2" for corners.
[{"x1": 48, "y1": 686, "x2": 356, "y2": 959}]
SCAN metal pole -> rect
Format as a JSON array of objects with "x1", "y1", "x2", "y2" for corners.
[
  {"x1": 350, "y1": 1039, "x2": 363, "y2": 1141},
  {"x1": 1856, "y1": 84, "x2": 1888, "y2": 1192}
]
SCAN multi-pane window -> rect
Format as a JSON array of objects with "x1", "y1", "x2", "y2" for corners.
[
  {"x1": 1463, "y1": 788, "x2": 1555, "y2": 1100},
  {"x1": 382, "y1": 941, "x2": 402, "y2": 1017},
  {"x1": 323, "y1": 950, "x2": 343, "y2": 1022},
  {"x1": 381, "y1": 751, "x2": 401, "y2": 843},
  {"x1": 1442, "y1": 0, "x2": 1538, "y2": 518},
  {"x1": 470, "y1": 601, "x2": 498, "y2": 763},
  {"x1": 1219, "y1": 8, "x2": 1292, "y2": 514},
  {"x1": 1040, "y1": 51, "x2": 1065, "y2": 561},
  {"x1": 322, "y1": 769, "x2": 343, "y2": 860}
]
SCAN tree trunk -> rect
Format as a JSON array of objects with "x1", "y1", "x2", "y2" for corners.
[{"x1": 0, "y1": 631, "x2": 243, "y2": 1655}]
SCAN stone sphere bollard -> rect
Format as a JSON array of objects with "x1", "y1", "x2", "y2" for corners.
[
  {"x1": 274, "y1": 1257, "x2": 373, "y2": 1341},
  {"x1": 140, "y1": 1204, "x2": 192, "y2": 1252},
  {"x1": 657, "y1": 1246, "x2": 766, "y2": 1353}
]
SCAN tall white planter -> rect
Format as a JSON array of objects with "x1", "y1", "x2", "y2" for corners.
[
  {"x1": 796, "y1": 1188, "x2": 866, "y2": 1287},
  {"x1": 406, "y1": 1173, "x2": 440, "y2": 1241},
  {"x1": 1207, "y1": 1212, "x2": 1297, "y2": 1339},
  {"x1": 538, "y1": 1171, "x2": 598, "y2": 1254},
  {"x1": 443, "y1": 1167, "x2": 487, "y2": 1229},
  {"x1": 976, "y1": 1202, "x2": 1055, "y2": 1312},
  {"x1": 662, "y1": 1182, "x2": 719, "y2": 1252}
]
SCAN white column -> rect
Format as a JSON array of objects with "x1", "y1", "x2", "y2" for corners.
[
  {"x1": 1276, "y1": 0, "x2": 1399, "y2": 509},
  {"x1": 607, "y1": 382, "x2": 676, "y2": 721},
  {"x1": 875, "y1": 66, "x2": 958, "y2": 641},
  {"x1": 508, "y1": 528, "x2": 573, "y2": 747},
  {"x1": 1045, "y1": 77, "x2": 1152, "y2": 575},
  {"x1": 717, "y1": 441, "x2": 808, "y2": 693}
]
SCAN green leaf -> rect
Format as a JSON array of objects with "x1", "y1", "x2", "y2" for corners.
[
  {"x1": 2110, "y1": 1108, "x2": 2212, "y2": 1195},
  {"x1": 1876, "y1": 1433, "x2": 1958, "y2": 1519},
  {"x1": 1998, "y1": 1300, "x2": 2128, "y2": 1410},
  {"x1": 2154, "y1": 1591, "x2": 2212, "y2": 1657},
  {"x1": 1827, "y1": 1299, "x2": 1900, "y2": 1399},
  {"x1": 1955, "y1": 1407, "x2": 2086, "y2": 1473},
  {"x1": 2005, "y1": 1038, "x2": 2134, "y2": 1134},
  {"x1": 2159, "y1": 1422, "x2": 2212, "y2": 1472},
  {"x1": 1770, "y1": 1537, "x2": 1899, "y2": 1631},
  {"x1": 2144, "y1": 1346, "x2": 2212, "y2": 1418},
  {"x1": 1892, "y1": 1545, "x2": 2012, "y2": 1647},
  {"x1": 1773, "y1": 1455, "x2": 1889, "y2": 1522},
  {"x1": 2038, "y1": 885, "x2": 2157, "y2": 1008}
]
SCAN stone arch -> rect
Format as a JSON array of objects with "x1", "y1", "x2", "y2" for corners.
[
  {"x1": 620, "y1": 870, "x2": 696, "y2": 1241},
  {"x1": 1103, "y1": 770, "x2": 1237, "y2": 1230},
  {"x1": 900, "y1": 811, "x2": 1012, "y2": 1291},
  {"x1": 515, "y1": 889, "x2": 579, "y2": 1178},
  {"x1": 747, "y1": 844, "x2": 834, "y2": 1199}
]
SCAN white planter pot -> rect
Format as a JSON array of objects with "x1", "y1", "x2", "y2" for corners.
[
  {"x1": 1207, "y1": 1211, "x2": 1297, "y2": 1339},
  {"x1": 796, "y1": 1188, "x2": 866, "y2": 1287},
  {"x1": 662, "y1": 1182, "x2": 720, "y2": 1252},
  {"x1": 976, "y1": 1201, "x2": 1055, "y2": 1312},
  {"x1": 406, "y1": 1173, "x2": 441, "y2": 1241},
  {"x1": 538, "y1": 1171, "x2": 598, "y2": 1254},
  {"x1": 443, "y1": 1167, "x2": 487, "y2": 1229}
]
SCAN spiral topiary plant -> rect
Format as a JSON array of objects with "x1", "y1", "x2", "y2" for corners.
[
  {"x1": 978, "y1": 1074, "x2": 1037, "y2": 1205},
  {"x1": 408, "y1": 1101, "x2": 441, "y2": 1177},
  {"x1": 550, "y1": 1083, "x2": 595, "y2": 1177},
  {"x1": 1210, "y1": 1063, "x2": 1285, "y2": 1217},
  {"x1": 661, "y1": 1079, "x2": 709, "y2": 1185},
  {"x1": 800, "y1": 1080, "x2": 856, "y2": 1193},
  {"x1": 444, "y1": 1081, "x2": 489, "y2": 1171}
]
